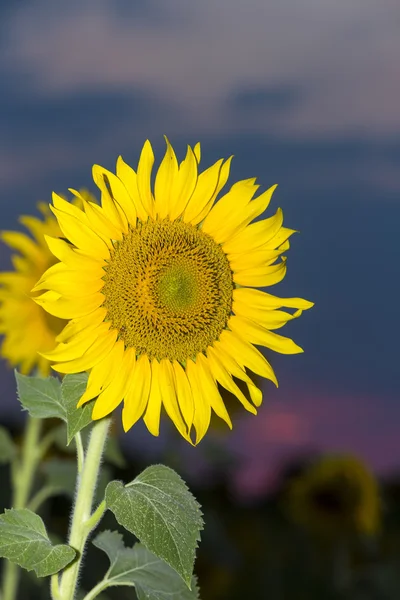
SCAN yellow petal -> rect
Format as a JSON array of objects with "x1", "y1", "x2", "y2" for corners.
[
  {"x1": 154, "y1": 137, "x2": 179, "y2": 219},
  {"x1": 116, "y1": 156, "x2": 148, "y2": 221},
  {"x1": 228, "y1": 247, "x2": 283, "y2": 271},
  {"x1": 219, "y1": 329, "x2": 278, "y2": 386},
  {"x1": 172, "y1": 360, "x2": 195, "y2": 428},
  {"x1": 137, "y1": 140, "x2": 155, "y2": 218},
  {"x1": 194, "y1": 156, "x2": 233, "y2": 225},
  {"x1": 44, "y1": 236, "x2": 106, "y2": 270},
  {"x1": 262, "y1": 226, "x2": 296, "y2": 250},
  {"x1": 233, "y1": 287, "x2": 314, "y2": 311},
  {"x1": 52, "y1": 329, "x2": 118, "y2": 373},
  {"x1": 193, "y1": 142, "x2": 201, "y2": 163},
  {"x1": 33, "y1": 268, "x2": 104, "y2": 296},
  {"x1": 228, "y1": 315, "x2": 303, "y2": 354},
  {"x1": 56, "y1": 307, "x2": 107, "y2": 343},
  {"x1": 212, "y1": 184, "x2": 277, "y2": 245},
  {"x1": 207, "y1": 346, "x2": 257, "y2": 414},
  {"x1": 222, "y1": 208, "x2": 283, "y2": 254},
  {"x1": 201, "y1": 178, "x2": 259, "y2": 241},
  {"x1": 90, "y1": 166, "x2": 136, "y2": 226},
  {"x1": 0, "y1": 231, "x2": 43, "y2": 263},
  {"x1": 186, "y1": 358, "x2": 211, "y2": 444},
  {"x1": 183, "y1": 157, "x2": 227, "y2": 225},
  {"x1": 34, "y1": 291, "x2": 104, "y2": 319},
  {"x1": 169, "y1": 145, "x2": 198, "y2": 220},
  {"x1": 92, "y1": 165, "x2": 129, "y2": 233},
  {"x1": 122, "y1": 354, "x2": 152, "y2": 431},
  {"x1": 196, "y1": 353, "x2": 232, "y2": 428},
  {"x1": 42, "y1": 322, "x2": 111, "y2": 361},
  {"x1": 19, "y1": 214, "x2": 58, "y2": 244},
  {"x1": 78, "y1": 197, "x2": 122, "y2": 244},
  {"x1": 233, "y1": 257, "x2": 287, "y2": 287},
  {"x1": 77, "y1": 340, "x2": 125, "y2": 406},
  {"x1": 50, "y1": 206, "x2": 109, "y2": 259},
  {"x1": 233, "y1": 302, "x2": 302, "y2": 330},
  {"x1": 93, "y1": 347, "x2": 136, "y2": 419},
  {"x1": 159, "y1": 359, "x2": 190, "y2": 441},
  {"x1": 51, "y1": 192, "x2": 86, "y2": 221},
  {"x1": 143, "y1": 359, "x2": 163, "y2": 436}
]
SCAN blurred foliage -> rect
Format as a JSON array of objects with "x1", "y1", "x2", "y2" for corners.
[{"x1": 1, "y1": 417, "x2": 400, "y2": 599}]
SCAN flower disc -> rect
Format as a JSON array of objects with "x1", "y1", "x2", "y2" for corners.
[{"x1": 103, "y1": 219, "x2": 233, "y2": 362}]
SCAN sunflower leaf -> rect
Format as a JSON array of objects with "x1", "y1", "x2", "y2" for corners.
[
  {"x1": 15, "y1": 371, "x2": 64, "y2": 420},
  {"x1": 0, "y1": 426, "x2": 17, "y2": 464},
  {"x1": 60, "y1": 373, "x2": 94, "y2": 444},
  {"x1": 92, "y1": 530, "x2": 200, "y2": 599},
  {"x1": 105, "y1": 465, "x2": 203, "y2": 586},
  {"x1": 0, "y1": 508, "x2": 76, "y2": 577},
  {"x1": 15, "y1": 371, "x2": 94, "y2": 444}
]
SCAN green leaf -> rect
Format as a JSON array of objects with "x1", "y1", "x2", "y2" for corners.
[
  {"x1": 0, "y1": 426, "x2": 17, "y2": 464},
  {"x1": 61, "y1": 373, "x2": 94, "y2": 444},
  {"x1": 0, "y1": 508, "x2": 76, "y2": 577},
  {"x1": 15, "y1": 371, "x2": 94, "y2": 444},
  {"x1": 105, "y1": 465, "x2": 203, "y2": 586},
  {"x1": 42, "y1": 459, "x2": 77, "y2": 498},
  {"x1": 93, "y1": 530, "x2": 199, "y2": 599},
  {"x1": 15, "y1": 371, "x2": 63, "y2": 419}
]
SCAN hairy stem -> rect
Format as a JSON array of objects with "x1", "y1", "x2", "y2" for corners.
[
  {"x1": 2, "y1": 416, "x2": 42, "y2": 600},
  {"x1": 58, "y1": 418, "x2": 110, "y2": 600}
]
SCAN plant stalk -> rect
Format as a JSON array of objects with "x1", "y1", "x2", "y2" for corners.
[
  {"x1": 58, "y1": 418, "x2": 110, "y2": 600},
  {"x1": 2, "y1": 416, "x2": 42, "y2": 600}
]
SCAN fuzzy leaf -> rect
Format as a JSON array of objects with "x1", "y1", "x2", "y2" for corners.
[
  {"x1": 15, "y1": 371, "x2": 63, "y2": 419},
  {"x1": 0, "y1": 426, "x2": 17, "y2": 464},
  {"x1": 93, "y1": 530, "x2": 199, "y2": 599},
  {"x1": 61, "y1": 373, "x2": 94, "y2": 444},
  {"x1": 15, "y1": 371, "x2": 94, "y2": 444},
  {"x1": 0, "y1": 508, "x2": 75, "y2": 577},
  {"x1": 105, "y1": 465, "x2": 203, "y2": 586}
]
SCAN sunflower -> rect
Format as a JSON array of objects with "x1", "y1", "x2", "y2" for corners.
[
  {"x1": 284, "y1": 454, "x2": 380, "y2": 537},
  {"x1": 0, "y1": 192, "x2": 95, "y2": 376},
  {"x1": 34, "y1": 138, "x2": 313, "y2": 443}
]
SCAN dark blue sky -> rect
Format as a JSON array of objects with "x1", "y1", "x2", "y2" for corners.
[{"x1": 1, "y1": 0, "x2": 399, "y2": 482}]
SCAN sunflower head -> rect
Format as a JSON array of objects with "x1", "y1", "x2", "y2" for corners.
[
  {"x1": 283, "y1": 454, "x2": 381, "y2": 538},
  {"x1": 34, "y1": 138, "x2": 313, "y2": 443},
  {"x1": 0, "y1": 191, "x2": 96, "y2": 376}
]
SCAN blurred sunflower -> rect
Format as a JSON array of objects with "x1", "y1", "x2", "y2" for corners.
[
  {"x1": 0, "y1": 191, "x2": 95, "y2": 376},
  {"x1": 34, "y1": 138, "x2": 313, "y2": 443},
  {"x1": 284, "y1": 454, "x2": 380, "y2": 538}
]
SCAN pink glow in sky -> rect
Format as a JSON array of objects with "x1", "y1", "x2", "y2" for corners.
[{"x1": 228, "y1": 386, "x2": 400, "y2": 500}]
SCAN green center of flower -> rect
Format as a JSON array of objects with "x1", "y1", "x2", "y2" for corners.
[
  {"x1": 102, "y1": 219, "x2": 233, "y2": 362},
  {"x1": 157, "y1": 265, "x2": 199, "y2": 312}
]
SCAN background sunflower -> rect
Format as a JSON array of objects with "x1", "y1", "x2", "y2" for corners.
[
  {"x1": 283, "y1": 454, "x2": 381, "y2": 539},
  {"x1": 0, "y1": 191, "x2": 95, "y2": 376}
]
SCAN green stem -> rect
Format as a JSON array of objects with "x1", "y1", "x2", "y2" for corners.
[
  {"x1": 28, "y1": 485, "x2": 57, "y2": 513},
  {"x1": 81, "y1": 579, "x2": 111, "y2": 600},
  {"x1": 58, "y1": 418, "x2": 110, "y2": 600},
  {"x1": 51, "y1": 573, "x2": 61, "y2": 600},
  {"x1": 75, "y1": 432, "x2": 85, "y2": 474},
  {"x1": 2, "y1": 416, "x2": 42, "y2": 600}
]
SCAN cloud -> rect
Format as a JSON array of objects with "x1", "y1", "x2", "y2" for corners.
[{"x1": 1, "y1": 0, "x2": 400, "y2": 136}]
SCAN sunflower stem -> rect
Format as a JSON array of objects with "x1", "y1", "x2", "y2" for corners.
[
  {"x1": 58, "y1": 418, "x2": 110, "y2": 600},
  {"x1": 2, "y1": 416, "x2": 42, "y2": 600}
]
